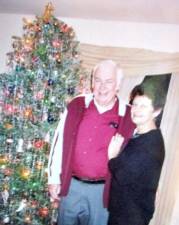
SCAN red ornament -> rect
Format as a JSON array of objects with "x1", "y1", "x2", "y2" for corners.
[
  {"x1": 4, "y1": 104, "x2": 17, "y2": 114},
  {"x1": 33, "y1": 140, "x2": 44, "y2": 149},
  {"x1": 3, "y1": 168, "x2": 13, "y2": 176},
  {"x1": 60, "y1": 24, "x2": 70, "y2": 33},
  {"x1": 52, "y1": 40, "x2": 61, "y2": 48},
  {"x1": 35, "y1": 91, "x2": 44, "y2": 100},
  {"x1": 39, "y1": 207, "x2": 49, "y2": 217},
  {"x1": 31, "y1": 200, "x2": 38, "y2": 208}
]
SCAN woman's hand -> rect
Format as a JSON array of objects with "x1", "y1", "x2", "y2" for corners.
[{"x1": 108, "y1": 133, "x2": 124, "y2": 159}]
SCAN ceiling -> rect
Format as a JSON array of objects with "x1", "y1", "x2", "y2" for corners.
[{"x1": 0, "y1": 0, "x2": 179, "y2": 25}]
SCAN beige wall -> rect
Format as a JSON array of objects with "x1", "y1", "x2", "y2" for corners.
[{"x1": 1, "y1": 13, "x2": 179, "y2": 73}]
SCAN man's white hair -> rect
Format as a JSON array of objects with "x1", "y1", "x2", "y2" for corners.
[{"x1": 92, "y1": 59, "x2": 124, "y2": 84}]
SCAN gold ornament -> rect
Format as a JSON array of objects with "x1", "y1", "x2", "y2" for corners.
[
  {"x1": 54, "y1": 53, "x2": 61, "y2": 63},
  {"x1": 42, "y1": 2, "x2": 54, "y2": 23},
  {"x1": 23, "y1": 18, "x2": 33, "y2": 29},
  {"x1": 20, "y1": 168, "x2": 31, "y2": 180},
  {"x1": 0, "y1": 155, "x2": 9, "y2": 165},
  {"x1": 4, "y1": 123, "x2": 13, "y2": 129},
  {"x1": 24, "y1": 214, "x2": 32, "y2": 224},
  {"x1": 23, "y1": 107, "x2": 33, "y2": 119},
  {"x1": 23, "y1": 37, "x2": 34, "y2": 51},
  {"x1": 35, "y1": 161, "x2": 43, "y2": 170},
  {"x1": 3, "y1": 183, "x2": 9, "y2": 190}
]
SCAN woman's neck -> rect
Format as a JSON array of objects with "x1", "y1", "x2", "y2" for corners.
[{"x1": 136, "y1": 121, "x2": 157, "y2": 134}]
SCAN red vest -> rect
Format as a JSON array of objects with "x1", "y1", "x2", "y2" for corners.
[{"x1": 60, "y1": 96, "x2": 135, "y2": 207}]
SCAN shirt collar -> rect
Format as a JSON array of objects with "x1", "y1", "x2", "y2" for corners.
[{"x1": 93, "y1": 98, "x2": 117, "y2": 114}]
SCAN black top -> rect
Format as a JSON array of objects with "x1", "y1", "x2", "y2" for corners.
[{"x1": 108, "y1": 129, "x2": 165, "y2": 225}]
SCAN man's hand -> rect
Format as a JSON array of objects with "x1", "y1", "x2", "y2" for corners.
[
  {"x1": 48, "y1": 184, "x2": 61, "y2": 201},
  {"x1": 108, "y1": 133, "x2": 124, "y2": 160}
]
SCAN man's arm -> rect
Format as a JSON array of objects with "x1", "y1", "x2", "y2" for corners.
[{"x1": 47, "y1": 109, "x2": 67, "y2": 200}]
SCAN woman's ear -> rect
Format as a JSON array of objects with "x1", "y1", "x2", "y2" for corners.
[{"x1": 153, "y1": 108, "x2": 162, "y2": 119}]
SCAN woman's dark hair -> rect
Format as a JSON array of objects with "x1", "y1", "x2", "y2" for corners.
[
  {"x1": 130, "y1": 74, "x2": 171, "y2": 110},
  {"x1": 129, "y1": 74, "x2": 171, "y2": 126},
  {"x1": 129, "y1": 82, "x2": 167, "y2": 110},
  {"x1": 129, "y1": 84, "x2": 163, "y2": 109}
]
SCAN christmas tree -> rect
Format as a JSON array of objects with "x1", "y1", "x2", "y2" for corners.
[{"x1": 0, "y1": 3, "x2": 84, "y2": 224}]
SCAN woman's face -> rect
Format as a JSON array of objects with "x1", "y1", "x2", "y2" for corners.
[{"x1": 131, "y1": 95, "x2": 156, "y2": 126}]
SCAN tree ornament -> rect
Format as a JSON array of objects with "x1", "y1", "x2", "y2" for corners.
[
  {"x1": 23, "y1": 18, "x2": 33, "y2": 29},
  {"x1": 47, "y1": 78, "x2": 54, "y2": 86},
  {"x1": 35, "y1": 161, "x2": 43, "y2": 170},
  {"x1": 35, "y1": 90, "x2": 44, "y2": 100},
  {"x1": 20, "y1": 168, "x2": 31, "y2": 180},
  {"x1": 39, "y1": 207, "x2": 49, "y2": 217},
  {"x1": 33, "y1": 139, "x2": 44, "y2": 149},
  {"x1": 2, "y1": 184, "x2": 9, "y2": 191},
  {"x1": 24, "y1": 214, "x2": 32, "y2": 224},
  {"x1": 6, "y1": 138, "x2": 13, "y2": 144},
  {"x1": 3, "y1": 215, "x2": 10, "y2": 224},
  {"x1": 16, "y1": 138, "x2": 24, "y2": 152},
  {"x1": 0, "y1": 155, "x2": 8, "y2": 165},
  {"x1": 42, "y1": 2, "x2": 54, "y2": 23},
  {"x1": 27, "y1": 140, "x2": 33, "y2": 149},
  {"x1": 15, "y1": 65, "x2": 22, "y2": 72},
  {"x1": 3, "y1": 168, "x2": 13, "y2": 176},
  {"x1": 4, "y1": 103, "x2": 16, "y2": 114},
  {"x1": 1, "y1": 189, "x2": 9, "y2": 205},
  {"x1": 23, "y1": 37, "x2": 34, "y2": 51},
  {"x1": 52, "y1": 70, "x2": 58, "y2": 77},
  {"x1": 16, "y1": 199, "x2": 27, "y2": 212},
  {"x1": 50, "y1": 96, "x2": 56, "y2": 103},
  {"x1": 42, "y1": 112, "x2": 48, "y2": 121},
  {"x1": 67, "y1": 86, "x2": 75, "y2": 95},
  {"x1": 30, "y1": 200, "x2": 38, "y2": 208},
  {"x1": 8, "y1": 85, "x2": 15, "y2": 94},
  {"x1": 47, "y1": 114, "x2": 54, "y2": 123},
  {"x1": 3, "y1": 122, "x2": 13, "y2": 129},
  {"x1": 52, "y1": 39, "x2": 61, "y2": 48},
  {"x1": 44, "y1": 132, "x2": 50, "y2": 143},
  {"x1": 61, "y1": 24, "x2": 70, "y2": 33},
  {"x1": 54, "y1": 53, "x2": 61, "y2": 62},
  {"x1": 23, "y1": 107, "x2": 33, "y2": 119},
  {"x1": 43, "y1": 98, "x2": 49, "y2": 105}
]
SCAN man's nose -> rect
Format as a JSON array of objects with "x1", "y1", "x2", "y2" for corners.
[{"x1": 99, "y1": 82, "x2": 107, "y2": 88}]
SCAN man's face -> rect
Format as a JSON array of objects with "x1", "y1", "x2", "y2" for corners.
[{"x1": 92, "y1": 64, "x2": 119, "y2": 107}]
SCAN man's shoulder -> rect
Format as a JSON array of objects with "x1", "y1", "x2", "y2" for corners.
[
  {"x1": 118, "y1": 98, "x2": 131, "y2": 117},
  {"x1": 68, "y1": 93, "x2": 93, "y2": 107},
  {"x1": 68, "y1": 93, "x2": 93, "y2": 110}
]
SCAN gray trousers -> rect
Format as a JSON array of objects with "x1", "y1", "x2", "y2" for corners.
[{"x1": 58, "y1": 178, "x2": 108, "y2": 225}]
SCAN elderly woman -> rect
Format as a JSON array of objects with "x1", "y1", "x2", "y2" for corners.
[{"x1": 107, "y1": 81, "x2": 166, "y2": 225}]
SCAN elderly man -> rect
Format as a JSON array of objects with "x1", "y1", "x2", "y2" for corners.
[{"x1": 48, "y1": 60, "x2": 135, "y2": 225}]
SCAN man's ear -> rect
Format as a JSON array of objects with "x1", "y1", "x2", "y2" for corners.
[
  {"x1": 91, "y1": 70, "x2": 94, "y2": 91},
  {"x1": 153, "y1": 108, "x2": 162, "y2": 118},
  {"x1": 116, "y1": 68, "x2": 124, "y2": 90}
]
